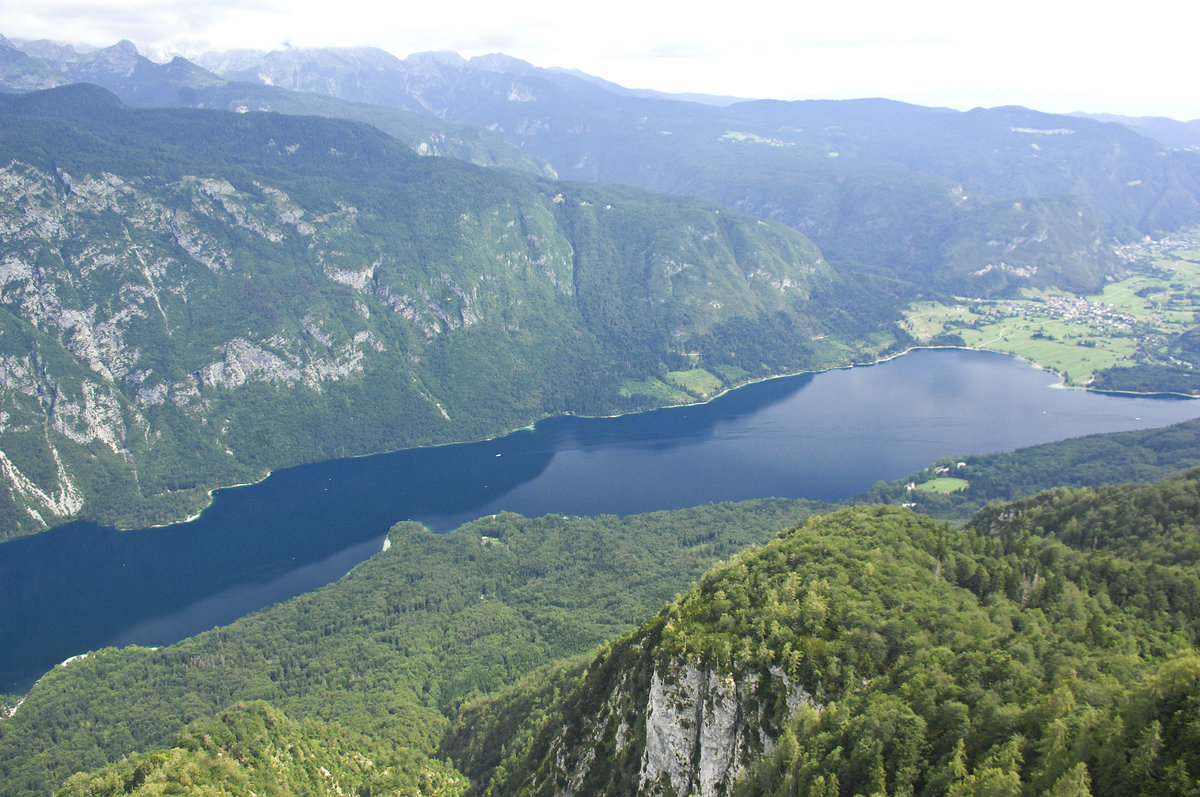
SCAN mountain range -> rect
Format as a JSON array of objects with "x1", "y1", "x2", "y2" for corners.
[
  {"x1": 11, "y1": 37, "x2": 1200, "y2": 294},
  {"x1": 0, "y1": 78, "x2": 901, "y2": 539},
  {"x1": 10, "y1": 36, "x2": 1200, "y2": 294},
  {"x1": 5, "y1": 35, "x2": 1200, "y2": 537}
]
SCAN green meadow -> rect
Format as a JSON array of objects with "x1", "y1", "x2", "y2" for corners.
[
  {"x1": 903, "y1": 230, "x2": 1200, "y2": 388},
  {"x1": 914, "y1": 477, "x2": 970, "y2": 494}
]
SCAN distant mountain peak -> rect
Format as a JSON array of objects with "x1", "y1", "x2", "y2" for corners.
[
  {"x1": 406, "y1": 50, "x2": 466, "y2": 67},
  {"x1": 80, "y1": 38, "x2": 144, "y2": 77},
  {"x1": 469, "y1": 53, "x2": 538, "y2": 74}
]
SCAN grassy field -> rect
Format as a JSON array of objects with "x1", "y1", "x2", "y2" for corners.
[
  {"x1": 915, "y1": 477, "x2": 970, "y2": 494},
  {"x1": 902, "y1": 230, "x2": 1200, "y2": 387},
  {"x1": 666, "y1": 368, "x2": 725, "y2": 398},
  {"x1": 618, "y1": 377, "x2": 694, "y2": 405},
  {"x1": 620, "y1": 367, "x2": 727, "y2": 405}
]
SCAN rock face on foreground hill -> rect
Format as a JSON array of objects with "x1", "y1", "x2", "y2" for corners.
[{"x1": 451, "y1": 502, "x2": 1200, "y2": 796}]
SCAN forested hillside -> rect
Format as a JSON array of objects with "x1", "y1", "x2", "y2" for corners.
[
  {"x1": 4, "y1": 465, "x2": 1200, "y2": 794},
  {"x1": 0, "y1": 85, "x2": 902, "y2": 538},
  {"x1": 855, "y1": 417, "x2": 1200, "y2": 522},
  {"x1": 0, "y1": 500, "x2": 819, "y2": 794},
  {"x1": 460, "y1": 490, "x2": 1200, "y2": 796}
]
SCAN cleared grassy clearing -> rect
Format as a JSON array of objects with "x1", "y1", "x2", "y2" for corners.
[
  {"x1": 619, "y1": 377, "x2": 693, "y2": 405},
  {"x1": 915, "y1": 477, "x2": 969, "y2": 494},
  {"x1": 954, "y1": 322, "x2": 1135, "y2": 380},
  {"x1": 903, "y1": 302, "x2": 976, "y2": 339},
  {"x1": 666, "y1": 368, "x2": 724, "y2": 398}
]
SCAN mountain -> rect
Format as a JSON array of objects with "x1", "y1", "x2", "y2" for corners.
[
  {"x1": 197, "y1": 44, "x2": 438, "y2": 113},
  {"x1": 57, "y1": 701, "x2": 467, "y2": 797},
  {"x1": 1, "y1": 39, "x2": 553, "y2": 177},
  {"x1": 11, "y1": 39, "x2": 1200, "y2": 296},
  {"x1": 0, "y1": 499, "x2": 820, "y2": 794},
  {"x1": 186, "y1": 46, "x2": 1200, "y2": 295},
  {"x1": 451, "y1": 492, "x2": 1200, "y2": 796},
  {"x1": 199, "y1": 45, "x2": 745, "y2": 110},
  {"x1": 1075, "y1": 111, "x2": 1200, "y2": 151},
  {"x1": 0, "y1": 85, "x2": 897, "y2": 539},
  {"x1": 0, "y1": 36, "x2": 66, "y2": 92}
]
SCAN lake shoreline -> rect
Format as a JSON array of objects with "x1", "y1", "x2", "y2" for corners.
[
  {"x1": 9, "y1": 346, "x2": 1200, "y2": 696},
  {"x1": 30, "y1": 343, "x2": 1200, "y2": 542}
]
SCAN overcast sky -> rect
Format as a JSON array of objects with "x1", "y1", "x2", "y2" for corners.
[{"x1": 4, "y1": 0, "x2": 1198, "y2": 120}]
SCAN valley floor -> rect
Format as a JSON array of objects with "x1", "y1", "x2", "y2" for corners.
[{"x1": 903, "y1": 228, "x2": 1200, "y2": 395}]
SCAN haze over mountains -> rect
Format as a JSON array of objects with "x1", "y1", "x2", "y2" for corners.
[
  {"x1": 12, "y1": 36, "x2": 1200, "y2": 282},
  {"x1": 10, "y1": 36, "x2": 1200, "y2": 291}
]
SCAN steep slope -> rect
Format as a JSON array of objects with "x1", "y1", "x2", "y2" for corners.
[
  {"x1": 457, "y1": 496, "x2": 1200, "y2": 796},
  {"x1": 0, "y1": 85, "x2": 877, "y2": 539},
  {"x1": 0, "y1": 35, "x2": 66, "y2": 92}
]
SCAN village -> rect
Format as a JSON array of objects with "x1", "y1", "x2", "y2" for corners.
[{"x1": 980, "y1": 293, "x2": 1139, "y2": 335}]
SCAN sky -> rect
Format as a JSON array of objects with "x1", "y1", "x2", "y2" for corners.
[{"x1": 3, "y1": 0, "x2": 1199, "y2": 121}]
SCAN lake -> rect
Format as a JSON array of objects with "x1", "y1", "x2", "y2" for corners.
[{"x1": 3, "y1": 348, "x2": 1200, "y2": 693}]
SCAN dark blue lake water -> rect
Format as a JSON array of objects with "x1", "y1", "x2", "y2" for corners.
[{"x1": 3, "y1": 348, "x2": 1200, "y2": 693}]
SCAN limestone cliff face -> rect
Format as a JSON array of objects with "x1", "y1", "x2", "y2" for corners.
[
  {"x1": 0, "y1": 158, "x2": 584, "y2": 536},
  {"x1": 510, "y1": 622, "x2": 816, "y2": 797},
  {"x1": 639, "y1": 664, "x2": 782, "y2": 797}
]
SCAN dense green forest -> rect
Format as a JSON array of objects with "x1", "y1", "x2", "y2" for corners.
[
  {"x1": 0, "y1": 500, "x2": 820, "y2": 794},
  {"x1": 56, "y1": 701, "x2": 469, "y2": 796},
  {"x1": 1090, "y1": 365, "x2": 1200, "y2": 396},
  {"x1": 462, "y1": 492, "x2": 1200, "y2": 797},
  {"x1": 854, "y1": 418, "x2": 1200, "y2": 523}
]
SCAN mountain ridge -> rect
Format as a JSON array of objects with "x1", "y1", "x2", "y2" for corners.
[
  {"x1": 8, "y1": 36, "x2": 1198, "y2": 297},
  {"x1": 452, "y1": 494, "x2": 1200, "y2": 796},
  {"x1": 0, "y1": 85, "x2": 892, "y2": 539},
  {"x1": 169, "y1": 42, "x2": 1200, "y2": 292}
]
